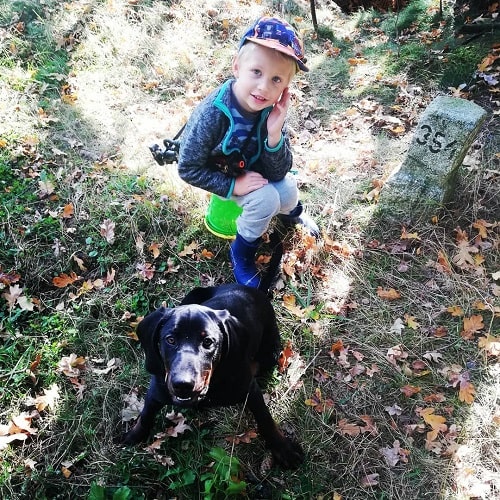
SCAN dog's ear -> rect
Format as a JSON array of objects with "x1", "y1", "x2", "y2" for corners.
[
  {"x1": 212, "y1": 309, "x2": 242, "y2": 357},
  {"x1": 137, "y1": 306, "x2": 172, "y2": 376}
]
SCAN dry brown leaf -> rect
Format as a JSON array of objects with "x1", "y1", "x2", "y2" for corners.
[
  {"x1": 360, "y1": 473, "x2": 379, "y2": 487},
  {"x1": 400, "y1": 385, "x2": 421, "y2": 397},
  {"x1": 52, "y1": 272, "x2": 80, "y2": 288},
  {"x1": 478, "y1": 334, "x2": 500, "y2": 357},
  {"x1": 377, "y1": 287, "x2": 401, "y2": 300},
  {"x1": 62, "y1": 203, "x2": 74, "y2": 219},
  {"x1": 460, "y1": 315, "x2": 484, "y2": 340},
  {"x1": 100, "y1": 219, "x2": 116, "y2": 245}
]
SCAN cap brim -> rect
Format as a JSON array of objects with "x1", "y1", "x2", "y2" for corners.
[{"x1": 244, "y1": 37, "x2": 309, "y2": 72}]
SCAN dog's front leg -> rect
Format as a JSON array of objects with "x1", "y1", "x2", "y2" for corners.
[
  {"x1": 246, "y1": 380, "x2": 304, "y2": 469},
  {"x1": 123, "y1": 376, "x2": 169, "y2": 445}
]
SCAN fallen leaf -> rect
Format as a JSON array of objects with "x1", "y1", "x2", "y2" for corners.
[
  {"x1": 178, "y1": 241, "x2": 199, "y2": 257},
  {"x1": 460, "y1": 315, "x2": 484, "y2": 340},
  {"x1": 386, "y1": 344, "x2": 408, "y2": 366},
  {"x1": 61, "y1": 203, "x2": 74, "y2": 219},
  {"x1": 384, "y1": 404, "x2": 403, "y2": 416},
  {"x1": 380, "y1": 440, "x2": 410, "y2": 467},
  {"x1": 423, "y1": 393, "x2": 446, "y2": 403},
  {"x1": 360, "y1": 473, "x2": 379, "y2": 487},
  {"x1": 446, "y1": 305, "x2": 464, "y2": 316},
  {"x1": 419, "y1": 407, "x2": 447, "y2": 433},
  {"x1": 100, "y1": 219, "x2": 116, "y2": 245},
  {"x1": 478, "y1": 334, "x2": 500, "y2": 357},
  {"x1": 278, "y1": 340, "x2": 294, "y2": 373},
  {"x1": 148, "y1": 242, "x2": 161, "y2": 259},
  {"x1": 200, "y1": 248, "x2": 214, "y2": 259},
  {"x1": 337, "y1": 419, "x2": 361, "y2": 437},
  {"x1": 305, "y1": 388, "x2": 334, "y2": 413},
  {"x1": 404, "y1": 314, "x2": 420, "y2": 330},
  {"x1": 226, "y1": 429, "x2": 258, "y2": 445},
  {"x1": 58, "y1": 354, "x2": 86, "y2": 377},
  {"x1": 400, "y1": 385, "x2": 421, "y2": 397},
  {"x1": 377, "y1": 287, "x2": 401, "y2": 300},
  {"x1": 52, "y1": 272, "x2": 80, "y2": 288},
  {"x1": 390, "y1": 318, "x2": 405, "y2": 334},
  {"x1": 136, "y1": 262, "x2": 155, "y2": 281}
]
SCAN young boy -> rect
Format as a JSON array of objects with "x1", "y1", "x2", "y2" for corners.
[{"x1": 177, "y1": 16, "x2": 319, "y2": 288}]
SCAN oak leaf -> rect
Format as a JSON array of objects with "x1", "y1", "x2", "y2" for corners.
[
  {"x1": 419, "y1": 407, "x2": 447, "y2": 440},
  {"x1": 390, "y1": 318, "x2": 405, "y2": 334},
  {"x1": 380, "y1": 440, "x2": 410, "y2": 467},
  {"x1": 329, "y1": 339, "x2": 344, "y2": 356},
  {"x1": 386, "y1": 344, "x2": 408, "y2": 366},
  {"x1": 478, "y1": 334, "x2": 500, "y2": 357},
  {"x1": 136, "y1": 262, "x2": 155, "y2": 281},
  {"x1": 305, "y1": 388, "x2": 334, "y2": 413},
  {"x1": 446, "y1": 305, "x2": 464, "y2": 317},
  {"x1": 148, "y1": 242, "x2": 161, "y2": 259},
  {"x1": 436, "y1": 251, "x2": 452, "y2": 274},
  {"x1": 400, "y1": 227, "x2": 420, "y2": 240},
  {"x1": 278, "y1": 340, "x2": 294, "y2": 373},
  {"x1": 200, "y1": 248, "x2": 214, "y2": 259},
  {"x1": 377, "y1": 287, "x2": 401, "y2": 300},
  {"x1": 400, "y1": 385, "x2": 421, "y2": 397},
  {"x1": 365, "y1": 363, "x2": 380, "y2": 377},
  {"x1": 52, "y1": 272, "x2": 80, "y2": 288},
  {"x1": 100, "y1": 219, "x2": 116, "y2": 244},
  {"x1": 62, "y1": 203, "x2": 74, "y2": 219},
  {"x1": 384, "y1": 404, "x2": 403, "y2": 416},
  {"x1": 360, "y1": 473, "x2": 379, "y2": 487},
  {"x1": 337, "y1": 419, "x2": 361, "y2": 437},
  {"x1": 472, "y1": 219, "x2": 493, "y2": 238},
  {"x1": 452, "y1": 240, "x2": 478, "y2": 269},
  {"x1": 178, "y1": 241, "x2": 199, "y2": 257},
  {"x1": 2, "y1": 284, "x2": 23, "y2": 310},
  {"x1": 0, "y1": 270, "x2": 21, "y2": 285},
  {"x1": 58, "y1": 354, "x2": 86, "y2": 377},
  {"x1": 25, "y1": 384, "x2": 60, "y2": 412},
  {"x1": 460, "y1": 315, "x2": 484, "y2": 340},
  {"x1": 404, "y1": 314, "x2": 419, "y2": 330},
  {"x1": 423, "y1": 393, "x2": 446, "y2": 403},
  {"x1": 226, "y1": 430, "x2": 258, "y2": 445}
]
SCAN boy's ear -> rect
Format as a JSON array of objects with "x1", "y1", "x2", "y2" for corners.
[{"x1": 232, "y1": 55, "x2": 239, "y2": 77}]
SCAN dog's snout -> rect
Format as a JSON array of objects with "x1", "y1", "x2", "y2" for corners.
[{"x1": 170, "y1": 375, "x2": 196, "y2": 397}]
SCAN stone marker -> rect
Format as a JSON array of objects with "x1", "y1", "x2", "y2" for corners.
[{"x1": 378, "y1": 96, "x2": 487, "y2": 220}]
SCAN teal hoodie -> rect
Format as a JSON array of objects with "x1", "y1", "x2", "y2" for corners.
[{"x1": 177, "y1": 79, "x2": 293, "y2": 198}]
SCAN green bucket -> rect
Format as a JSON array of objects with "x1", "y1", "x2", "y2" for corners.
[{"x1": 204, "y1": 194, "x2": 242, "y2": 239}]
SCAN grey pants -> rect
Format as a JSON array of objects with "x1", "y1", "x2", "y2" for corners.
[{"x1": 232, "y1": 173, "x2": 299, "y2": 241}]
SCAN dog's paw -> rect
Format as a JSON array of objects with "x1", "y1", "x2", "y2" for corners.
[
  {"x1": 122, "y1": 418, "x2": 149, "y2": 446},
  {"x1": 268, "y1": 434, "x2": 305, "y2": 469}
]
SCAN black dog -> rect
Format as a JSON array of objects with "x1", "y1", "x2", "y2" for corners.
[{"x1": 123, "y1": 283, "x2": 304, "y2": 469}]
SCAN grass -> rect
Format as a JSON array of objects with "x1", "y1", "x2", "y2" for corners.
[{"x1": 0, "y1": 0, "x2": 499, "y2": 498}]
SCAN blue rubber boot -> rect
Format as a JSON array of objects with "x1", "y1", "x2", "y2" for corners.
[
  {"x1": 229, "y1": 234, "x2": 261, "y2": 288},
  {"x1": 278, "y1": 201, "x2": 320, "y2": 238}
]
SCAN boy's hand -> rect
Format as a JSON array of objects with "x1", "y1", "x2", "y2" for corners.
[
  {"x1": 233, "y1": 171, "x2": 268, "y2": 196},
  {"x1": 266, "y1": 87, "x2": 290, "y2": 148}
]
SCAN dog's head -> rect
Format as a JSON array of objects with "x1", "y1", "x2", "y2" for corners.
[{"x1": 137, "y1": 304, "x2": 236, "y2": 405}]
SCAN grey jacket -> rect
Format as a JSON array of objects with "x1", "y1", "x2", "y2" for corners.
[{"x1": 177, "y1": 79, "x2": 293, "y2": 198}]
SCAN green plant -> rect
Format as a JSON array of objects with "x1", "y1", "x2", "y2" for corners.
[{"x1": 200, "y1": 447, "x2": 247, "y2": 498}]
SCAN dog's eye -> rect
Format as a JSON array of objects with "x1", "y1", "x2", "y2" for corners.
[
  {"x1": 201, "y1": 337, "x2": 213, "y2": 349},
  {"x1": 165, "y1": 336, "x2": 176, "y2": 345}
]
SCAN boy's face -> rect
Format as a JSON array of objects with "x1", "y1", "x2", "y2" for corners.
[{"x1": 232, "y1": 42, "x2": 295, "y2": 114}]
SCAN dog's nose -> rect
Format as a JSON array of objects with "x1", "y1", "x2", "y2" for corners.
[{"x1": 170, "y1": 376, "x2": 196, "y2": 399}]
